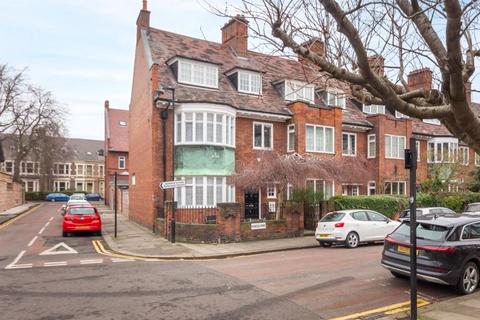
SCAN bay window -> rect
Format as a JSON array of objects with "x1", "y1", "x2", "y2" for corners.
[
  {"x1": 427, "y1": 138, "x2": 458, "y2": 163},
  {"x1": 385, "y1": 135, "x2": 406, "y2": 159},
  {"x1": 175, "y1": 111, "x2": 235, "y2": 147},
  {"x1": 305, "y1": 125, "x2": 334, "y2": 153},
  {"x1": 175, "y1": 176, "x2": 235, "y2": 208}
]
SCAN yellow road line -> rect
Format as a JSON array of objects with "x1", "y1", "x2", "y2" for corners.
[
  {"x1": 0, "y1": 204, "x2": 42, "y2": 230},
  {"x1": 92, "y1": 240, "x2": 143, "y2": 261},
  {"x1": 330, "y1": 298, "x2": 431, "y2": 320}
]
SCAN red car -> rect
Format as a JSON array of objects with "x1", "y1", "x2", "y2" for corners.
[{"x1": 62, "y1": 205, "x2": 102, "y2": 237}]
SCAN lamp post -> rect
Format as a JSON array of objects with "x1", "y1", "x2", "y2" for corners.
[
  {"x1": 113, "y1": 170, "x2": 129, "y2": 239},
  {"x1": 154, "y1": 86, "x2": 176, "y2": 243}
]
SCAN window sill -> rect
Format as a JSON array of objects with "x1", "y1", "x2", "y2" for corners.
[
  {"x1": 305, "y1": 150, "x2": 335, "y2": 154},
  {"x1": 342, "y1": 153, "x2": 356, "y2": 157},
  {"x1": 253, "y1": 147, "x2": 274, "y2": 151}
]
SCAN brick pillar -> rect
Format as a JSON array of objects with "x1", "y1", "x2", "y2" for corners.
[
  {"x1": 217, "y1": 203, "x2": 241, "y2": 242},
  {"x1": 285, "y1": 202, "x2": 304, "y2": 237}
]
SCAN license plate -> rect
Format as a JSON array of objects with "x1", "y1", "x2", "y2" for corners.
[
  {"x1": 397, "y1": 245, "x2": 419, "y2": 255},
  {"x1": 318, "y1": 234, "x2": 329, "y2": 238},
  {"x1": 75, "y1": 226, "x2": 90, "y2": 230}
]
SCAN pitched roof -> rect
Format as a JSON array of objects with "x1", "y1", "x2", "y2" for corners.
[{"x1": 106, "y1": 108, "x2": 129, "y2": 152}]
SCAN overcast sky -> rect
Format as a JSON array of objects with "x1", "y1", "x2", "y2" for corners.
[{"x1": 0, "y1": 0, "x2": 228, "y2": 140}]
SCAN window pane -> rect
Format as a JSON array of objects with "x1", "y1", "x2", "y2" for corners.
[
  {"x1": 205, "y1": 66, "x2": 217, "y2": 87},
  {"x1": 328, "y1": 93, "x2": 336, "y2": 106},
  {"x1": 195, "y1": 179, "x2": 203, "y2": 206},
  {"x1": 342, "y1": 134, "x2": 348, "y2": 154},
  {"x1": 193, "y1": 63, "x2": 204, "y2": 84},
  {"x1": 316, "y1": 127, "x2": 324, "y2": 151},
  {"x1": 176, "y1": 113, "x2": 182, "y2": 143},
  {"x1": 179, "y1": 61, "x2": 192, "y2": 82},
  {"x1": 195, "y1": 113, "x2": 203, "y2": 142},
  {"x1": 306, "y1": 126, "x2": 314, "y2": 151},
  {"x1": 263, "y1": 125, "x2": 272, "y2": 148},
  {"x1": 239, "y1": 72, "x2": 249, "y2": 92},
  {"x1": 185, "y1": 112, "x2": 193, "y2": 142},
  {"x1": 216, "y1": 114, "x2": 223, "y2": 143},
  {"x1": 206, "y1": 177, "x2": 214, "y2": 206},
  {"x1": 185, "y1": 178, "x2": 193, "y2": 206},
  {"x1": 207, "y1": 113, "x2": 214, "y2": 142},
  {"x1": 216, "y1": 178, "x2": 223, "y2": 204},
  {"x1": 325, "y1": 128, "x2": 333, "y2": 152},
  {"x1": 254, "y1": 124, "x2": 262, "y2": 147},
  {"x1": 251, "y1": 73, "x2": 261, "y2": 94}
]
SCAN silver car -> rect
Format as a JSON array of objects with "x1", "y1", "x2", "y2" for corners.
[{"x1": 399, "y1": 207, "x2": 457, "y2": 221}]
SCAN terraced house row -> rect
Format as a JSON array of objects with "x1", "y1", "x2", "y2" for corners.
[{"x1": 128, "y1": 3, "x2": 480, "y2": 238}]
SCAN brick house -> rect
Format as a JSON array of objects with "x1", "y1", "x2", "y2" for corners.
[
  {"x1": 0, "y1": 137, "x2": 105, "y2": 194},
  {"x1": 104, "y1": 100, "x2": 129, "y2": 211},
  {"x1": 128, "y1": 3, "x2": 480, "y2": 240}
]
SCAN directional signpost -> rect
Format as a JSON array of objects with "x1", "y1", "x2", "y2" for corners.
[
  {"x1": 160, "y1": 180, "x2": 185, "y2": 243},
  {"x1": 160, "y1": 180, "x2": 185, "y2": 190}
]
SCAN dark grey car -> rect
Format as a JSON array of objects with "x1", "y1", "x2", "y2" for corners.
[{"x1": 382, "y1": 215, "x2": 480, "y2": 295}]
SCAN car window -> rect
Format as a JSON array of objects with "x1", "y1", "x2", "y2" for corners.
[
  {"x1": 393, "y1": 222, "x2": 450, "y2": 242},
  {"x1": 351, "y1": 211, "x2": 368, "y2": 221},
  {"x1": 430, "y1": 209, "x2": 443, "y2": 215},
  {"x1": 69, "y1": 207, "x2": 96, "y2": 215},
  {"x1": 320, "y1": 212, "x2": 345, "y2": 222},
  {"x1": 400, "y1": 210, "x2": 422, "y2": 218},
  {"x1": 367, "y1": 211, "x2": 387, "y2": 222},
  {"x1": 462, "y1": 223, "x2": 480, "y2": 240},
  {"x1": 441, "y1": 208, "x2": 456, "y2": 215},
  {"x1": 466, "y1": 204, "x2": 480, "y2": 212}
]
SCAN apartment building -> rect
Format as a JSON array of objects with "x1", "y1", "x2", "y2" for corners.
[
  {"x1": 0, "y1": 138, "x2": 105, "y2": 194},
  {"x1": 128, "y1": 3, "x2": 480, "y2": 233}
]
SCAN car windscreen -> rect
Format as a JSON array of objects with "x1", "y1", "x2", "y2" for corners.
[
  {"x1": 69, "y1": 207, "x2": 96, "y2": 215},
  {"x1": 320, "y1": 212, "x2": 345, "y2": 222},
  {"x1": 393, "y1": 222, "x2": 450, "y2": 241},
  {"x1": 70, "y1": 196, "x2": 84, "y2": 200},
  {"x1": 466, "y1": 204, "x2": 480, "y2": 212}
]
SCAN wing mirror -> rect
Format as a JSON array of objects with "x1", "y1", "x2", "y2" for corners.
[{"x1": 60, "y1": 205, "x2": 67, "y2": 215}]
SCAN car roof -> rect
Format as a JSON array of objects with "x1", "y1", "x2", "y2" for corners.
[
  {"x1": 405, "y1": 215, "x2": 480, "y2": 227},
  {"x1": 332, "y1": 209, "x2": 379, "y2": 214},
  {"x1": 68, "y1": 205, "x2": 95, "y2": 209}
]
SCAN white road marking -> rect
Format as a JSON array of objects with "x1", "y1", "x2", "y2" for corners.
[
  {"x1": 40, "y1": 242, "x2": 78, "y2": 255},
  {"x1": 44, "y1": 261, "x2": 68, "y2": 267},
  {"x1": 80, "y1": 259, "x2": 103, "y2": 265},
  {"x1": 38, "y1": 226, "x2": 46, "y2": 234},
  {"x1": 45, "y1": 221, "x2": 50, "y2": 227},
  {"x1": 5, "y1": 250, "x2": 26, "y2": 269},
  {"x1": 111, "y1": 258, "x2": 134, "y2": 263},
  {"x1": 49, "y1": 217, "x2": 54, "y2": 222},
  {"x1": 5, "y1": 264, "x2": 33, "y2": 269},
  {"x1": 27, "y1": 236, "x2": 38, "y2": 247}
]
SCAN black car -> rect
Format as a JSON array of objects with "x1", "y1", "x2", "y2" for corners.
[{"x1": 382, "y1": 215, "x2": 480, "y2": 295}]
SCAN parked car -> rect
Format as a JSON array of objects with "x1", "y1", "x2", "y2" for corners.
[
  {"x1": 69, "y1": 194, "x2": 86, "y2": 201},
  {"x1": 399, "y1": 207, "x2": 457, "y2": 221},
  {"x1": 62, "y1": 205, "x2": 102, "y2": 237},
  {"x1": 463, "y1": 203, "x2": 480, "y2": 215},
  {"x1": 60, "y1": 200, "x2": 91, "y2": 215},
  {"x1": 85, "y1": 193, "x2": 103, "y2": 201},
  {"x1": 45, "y1": 193, "x2": 70, "y2": 202},
  {"x1": 315, "y1": 210, "x2": 401, "y2": 248},
  {"x1": 382, "y1": 215, "x2": 480, "y2": 295}
]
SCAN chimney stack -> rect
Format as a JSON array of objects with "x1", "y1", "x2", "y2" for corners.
[
  {"x1": 367, "y1": 55, "x2": 385, "y2": 76},
  {"x1": 298, "y1": 38, "x2": 325, "y2": 64},
  {"x1": 407, "y1": 68, "x2": 432, "y2": 91},
  {"x1": 221, "y1": 15, "x2": 249, "y2": 56},
  {"x1": 136, "y1": 0, "x2": 150, "y2": 40}
]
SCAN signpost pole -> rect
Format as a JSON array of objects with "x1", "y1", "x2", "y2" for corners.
[
  {"x1": 171, "y1": 88, "x2": 176, "y2": 244},
  {"x1": 406, "y1": 137, "x2": 417, "y2": 320},
  {"x1": 114, "y1": 171, "x2": 118, "y2": 239}
]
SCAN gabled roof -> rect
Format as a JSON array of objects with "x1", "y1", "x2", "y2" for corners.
[{"x1": 106, "y1": 108, "x2": 129, "y2": 152}]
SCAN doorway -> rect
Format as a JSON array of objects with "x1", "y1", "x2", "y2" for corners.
[{"x1": 244, "y1": 191, "x2": 259, "y2": 220}]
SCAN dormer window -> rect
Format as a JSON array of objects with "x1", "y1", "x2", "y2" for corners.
[
  {"x1": 423, "y1": 119, "x2": 441, "y2": 125},
  {"x1": 285, "y1": 80, "x2": 314, "y2": 103},
  {"x1": 170, "y1": 58, "x2": 219, "y2": 89},
  {"x1": 323, "y1": 89, "x2": 346, "y2": 109},
  {"x1": 363, "y1": 104, "x2": 385, "y2": 115},
  {"x1": 238, "y1": 70, "x2": 261, "y2": 95},
  {"x1": 395, "y1": 111, "x2": 409, "y2": 119}
]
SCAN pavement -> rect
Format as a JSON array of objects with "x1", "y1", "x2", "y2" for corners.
[
  {"x1": 0, "y1": 202, "x2": 41, "y2": 225},
  {"x1": 98, "y1": 204, "x2": 319, "y2": 259}
]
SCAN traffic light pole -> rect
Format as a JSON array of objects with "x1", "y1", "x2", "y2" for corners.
[{"x1": 406, "y1": 137, "x2": 417, "y2": 320}]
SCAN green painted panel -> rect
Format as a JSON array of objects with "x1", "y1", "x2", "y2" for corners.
[{"x1": 175, "y1": 145, "x2": 235, "y2": 176}]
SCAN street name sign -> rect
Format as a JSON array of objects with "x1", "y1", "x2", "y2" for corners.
[
  {"x1": 160, "y1": 180, "x2": 186, "y2": 190},
  {"x1": 251, "y1": 222, "x2": 267, "y2": 230}
]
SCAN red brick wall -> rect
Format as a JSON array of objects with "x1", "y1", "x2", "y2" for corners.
[
  {"x1": 0, "y1": 172, "x2": 23, "y2": 212},
  {"x1": 104, "y1": 151, "x2": 129, "y2": 205},
  {"x1": 128, "y1": 36, "x2": 157, "y2": 229}
]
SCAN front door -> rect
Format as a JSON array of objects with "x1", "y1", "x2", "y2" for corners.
[{"x1": 244, "y1": 191, "x2": 259, "y2": 220}]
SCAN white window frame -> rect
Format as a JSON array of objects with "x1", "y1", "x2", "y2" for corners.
[
  {"x1": 325, "y1": 90, "x2": 346, "y2": 109},
  {"x1": 3, "y1": 160, "x2": 14, "y2": 173},
  {"x1": 174, "y1": 176, "x2": 235, "y2": 208},
  {"x1": 174, "y1": 58, "x2": 219, "y2": 89},
  {"x1": 384, "y1": 181, "x2": 406, "y2": 195},
  {"x1": 427, "y1": 138, "x2": 459, "y2": 164},
  {"x1": 267, "y1": 184, "x2": 276, "y2": 199},
  {"x1": 268, "y1": 201, "x2": 276, "y2": 213},
  {"x1": 131, "y1": 174, "x2": 136, "y2": 186},
  {"x1": 416, "y1": 141, "x2": 421, "y2": 162},
  {"x1": 284, "y1": 80, "x2": 315, "y2": 103},
  {"x1": 54, "y1": 163, "x2": 70, "y2": 176},
  {"x1": 363, "y1": 104, "x2": 385, "y2": 115},
  {"x1": 98, "y1": 165, "x2": 104, "y2": 177},
  {"x1": 23, "y1": 179, "x2": 39, "y2": 192},
  {"x1": 385, "y1": 135, "x2": 406, "y2": 159},
  {"x1": 368, "y1": 181, "x2": 376, "y2": 196},
  {"x1": 118, "y1": 156, "x2": 126, "y2": 169},
  {"x1": 305, "y1": 124, "x2": 335, "y2": 154},
  {"x1": 86, "y1": 164, "x2": 94, "y2": 176},
  {"x1": 367, "y1": 134, "x2": 376, "y2": 159},
  {"x1": 476, "y1": 153, "x2": 480, "y2": 167},
  {"x1": 54, "y1": 180, "x2": 70, "y2": 191},
  {"x1": 238, "y1": 70, "x2": 262, "y2": 95},
  {"x1": 253, "y1": 122, "x2": 273, "y2": 150},
  {"x1": 395, "y1": 111, "x2": 410, "y2": 119},
  {"x1": 459, "y1": 146, "x2": 469, "y2": 165},
  {"x1": 287, "y1": 124, "x2": 295, "y2": 152},
  {"x1": 306, "y1": 179, "x2": 335, "y2": 200},
  {"x1": 342, "y1": 132, "x2": 357, "y2": 156},
  {"x1": 286, "y1": 183, "x2": 294, "y2": 201},
  {"x1": 423, "y1": 119, "x2": 441, "y2": 125},
  {"x1": 76, "y1": 164, "x2": 85, "y2": 176}
]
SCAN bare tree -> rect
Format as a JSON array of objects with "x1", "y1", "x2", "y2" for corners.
[
  {"x1": 0, "y1": 65, "x2": 24, "y2": 134},
  {"x1": 208, "y1": 1, "x2": 480, "y2": 152}
]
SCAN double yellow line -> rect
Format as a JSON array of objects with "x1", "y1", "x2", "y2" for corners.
[
  {"x1": 330, "y1": 298, "x2": 431, "y2": 320},
  {"x1": 92, "y1": 240, "x2": 160, "y2": 262}
]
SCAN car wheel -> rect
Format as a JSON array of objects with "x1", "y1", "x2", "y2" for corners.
[
  {"x1": 390, "y1": 271, "x2": 408, "y2": 279},
  {"x1": 345, "y1": 232, "x2": 359, "y2": 248},
  {"x1": 457, "y1": 262, "x2": 479, "y2": 295},
  {"x1": 318, "y1": 242, "x2": 331, "y2": 247},
  {"x1": 62, "y1": 231, "x2": 68, "y2": 237},
  {"x1": 51, "y1": 199, "x2": 55, "y2": 202}
]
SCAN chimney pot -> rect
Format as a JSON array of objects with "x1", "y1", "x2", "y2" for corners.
[
  {"x1": 407, "y1": 68, "x2": 432, "y2": 91},
  {"x1": 221, "y1": 15, "x2": 249, "y2": 56}
]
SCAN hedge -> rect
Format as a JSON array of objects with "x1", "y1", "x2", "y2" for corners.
[
  {"x1": 333, "y1": 192, "x2": 480, "y2": 217},
  {"x1": 25, "y1": 190, "x2": 86, "y2": 201}
]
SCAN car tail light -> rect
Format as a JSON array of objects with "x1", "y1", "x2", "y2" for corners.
[
  {"x1": 64, "y1": 215, "x2": 75, "y2": 222},
  {"x1": 334, "y1": 222, "x2": 344, "y2": 228},
  {"x1": 425, "y1": 266, "x2": 450, "y2": 273},
  {"x1": 418, "y1": 245, "x2": 456, "y2": 254}
]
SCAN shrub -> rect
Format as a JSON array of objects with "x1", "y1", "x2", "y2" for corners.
[
  {"x1": 333, "y1": 195, "x2": 408, "y2": 218},
  {"x1": 416, "y1": 193, "x2": 438, "y2": 208},
  {"x1": 25, "y1": 190, "x2": 82, "y2": 201}
]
